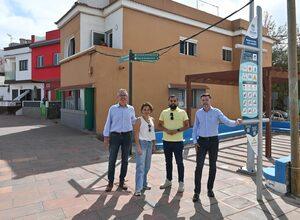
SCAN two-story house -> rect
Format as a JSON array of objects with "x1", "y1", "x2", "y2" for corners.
[
  {"x1": 30, "y1": 30, "x2": 61, "y2": 101},
  {"x1": 0, "y1": 49, "x2": 10, "y2": 101},
  {"x1": 56, "y1": 0, "x2": 274, "y2": 132},
  {"x1": 3, "y1": 39, "x2": 44, "y2": 101}
]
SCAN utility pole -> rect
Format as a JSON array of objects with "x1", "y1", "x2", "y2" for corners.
[
  {"x1": 256, "y1": 5, "x2": 263, "y2": 201},
  {"x1": 287, "y1": 0, "x2": 300, "y2": 196}
]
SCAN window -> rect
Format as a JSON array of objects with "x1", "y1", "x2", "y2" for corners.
[
  {"x1": 179, "y1": 37, "x2": 197, "y2": 56},
  {"x1": 92, "y1": 32, "x2": 105, "y2": 46},
  {"x1": 64, "y1": 90, "x2": 83, "y2": 110},
  {"x1": 68, "y1": 37, "x2": 75, "y2": 56},
  {"x1": 19, "y1": 60, "x2": 28, "y2": 71},
  {"x1": 105, "y1": 30, "x2": 113, "y2": 47},
  {"x1": 12, "y1": 89, "x2": 18, "y2": 100},
  {"x1": 169, "y1": 88, "x2": 186, "y2": 108},
  {"x1": 192, "y1": 89, "x2": 206, "y2": 108},
  {"x1": 37, "y1": 56, "x2": 44, "y2": 68},
  {"x1": 222, "y1": 47, "x2": 232, "y2": 62},
  {"x1": 53, "y1": 53, "x2": 60, "y2": 66},
  {"x1": 169, "y1": 87, "x2": 206, "y2": 109}
]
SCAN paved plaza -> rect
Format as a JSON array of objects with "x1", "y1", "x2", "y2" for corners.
[{"x1": 0, "y1": 115, "x2": 300, "y2": 219}]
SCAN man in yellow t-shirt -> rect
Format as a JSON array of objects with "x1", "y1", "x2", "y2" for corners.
[{"x1": 158, "y1": 95, "x2": 189, "y2": 193}]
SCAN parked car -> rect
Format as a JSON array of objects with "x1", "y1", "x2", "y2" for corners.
[{"x1": 263, "y1": 110, "x2": 289, "y2": 121}]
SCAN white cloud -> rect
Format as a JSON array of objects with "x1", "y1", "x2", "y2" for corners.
[{"x1": 0, "y1": 0, "x2": 75, "y2": 49}]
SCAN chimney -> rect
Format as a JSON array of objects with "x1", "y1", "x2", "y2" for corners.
[{"x1": 31, "y1": 35, "x2": 35, "y2": 43}]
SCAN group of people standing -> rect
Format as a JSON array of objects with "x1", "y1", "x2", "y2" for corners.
[{"x1": 103, "y1": 89, "x2": 241, "y2": 202}]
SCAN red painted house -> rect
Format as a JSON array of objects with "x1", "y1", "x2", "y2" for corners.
[{"x1": 30, "y1": 30, "x2": 60, "y2": 101}]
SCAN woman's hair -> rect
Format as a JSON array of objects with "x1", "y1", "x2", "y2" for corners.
[{"x1": 140, "y1": 102, "x2": 154, "y2": 112}]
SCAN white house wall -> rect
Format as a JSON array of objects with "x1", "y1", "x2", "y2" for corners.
[
  {"x1": 10, "y1": 83, "x2": 44, "y2": 100},
  {"x1": 15, "y1": 52, "x2": 31, "y2": 81},
  {"x1": 3, "y1": 47, "x2": 32, "y2": 81},
  {"x1": 80, "y1": 13, "x2": 105, "y2": 51},
  {"x1": 105, "y1": 8, "x2": 123, "y2": 49}
]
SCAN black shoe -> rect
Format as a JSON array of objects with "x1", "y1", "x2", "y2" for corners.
[
  {"x1": 118, "y1": 182, "x2": 128, "y2": 191},
  {"x1": 193, "y1": 193, "x2": 199, "y2": 202},
  {"x1": 207, "y1": 190, "x2": 215, "y2": 197},
  {"x1": 105, "y1": 182, "x2": 113, "y2": 192}
]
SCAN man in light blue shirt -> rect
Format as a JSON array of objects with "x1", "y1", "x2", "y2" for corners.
[
  {"x1": 192, "y1": 93, "x2": 241, "y2": 202},
  {"x1": 103, "y1": 89, "x2": 136, "y2": 192}
]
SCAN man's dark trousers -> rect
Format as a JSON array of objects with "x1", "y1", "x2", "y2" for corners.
[
  {"x1": 163, "y1": 141, "x2": 184, "y2": 182},
  {"x1": 194, "y1": 136, "x2": 219, "y2": 194},
  {"x1": 108, "y1": 132, "x2": 131, "y2": 184}
]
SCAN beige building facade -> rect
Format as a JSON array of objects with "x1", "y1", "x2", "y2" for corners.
[{"x1": 56, "y1": 0, "x2": 274, "y2": 133}]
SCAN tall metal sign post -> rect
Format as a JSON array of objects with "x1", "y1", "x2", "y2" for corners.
[
  {"x1": 237, "y1": 3, "x2": 258, "y2": 176},
  {"x1": 236, "y1": 5, "x2": 264, "y2": 201}
]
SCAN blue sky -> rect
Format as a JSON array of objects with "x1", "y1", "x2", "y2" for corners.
[{"x1": 0, "y1": 0, "x2": 298, "y2": 50}]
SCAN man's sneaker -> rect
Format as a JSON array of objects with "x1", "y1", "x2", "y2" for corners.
[
  {"x1": 143, "y1": 186, "x2": 151, "y2": 190},
  {"x1": 118, "y1": 182, "x2": 128, "y2": 191},
  {"x1": 134, "y1": 191, "x2": 142, "y2": 196},
  {"x1": 178, "y1": 182, "x2": 184, "y2": 193},
  {"x1": 193, "y1": 193, "x2": 199, "y2": 202},
  {"x1": 159, "y1": 179, "x2": 172, "y2": 189}
]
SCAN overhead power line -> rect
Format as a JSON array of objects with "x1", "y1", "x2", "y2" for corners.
[
  {"x1": 153, "y1": 0, "x2": 254, "y2": 57},
  {"x1": 95, "y1": 0, "x2": 254, "y2": 58}
]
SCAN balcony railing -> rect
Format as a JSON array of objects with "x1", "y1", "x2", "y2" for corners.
[{"x1": 5, "y1": 71, "x2": 16, "y2": 81}]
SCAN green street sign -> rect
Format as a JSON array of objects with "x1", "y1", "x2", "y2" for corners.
[
  {"x1": 133, "y1": 53, "x2": 159, "y2": 62},
  {"x1": 118, "y1": 55, "x2": 129, "y2": 63}
]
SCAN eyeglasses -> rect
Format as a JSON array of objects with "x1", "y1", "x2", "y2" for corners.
[
  {"x1": 148, "y1": 124, "x2": 151, "y2": 132},
  {"x1": 170, "y1": 112, "x2": 174, "y2": 120}
]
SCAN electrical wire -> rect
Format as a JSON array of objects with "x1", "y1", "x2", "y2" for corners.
[
  {"x1": 93, "y1": 0, "x2": 254, "y2": 58},
  {"x1": 154, "y1": 0, "x2": 254, "y2": 57}
]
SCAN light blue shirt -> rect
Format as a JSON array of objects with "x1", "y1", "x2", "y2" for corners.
[
  {"x1": 103, "y1": 103, "x2": 136, "y2": 137},
  {"x1": 192, "y1": 107, "x2": 236, "y2": 144}
]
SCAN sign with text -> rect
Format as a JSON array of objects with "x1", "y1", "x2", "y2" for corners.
[
  {"x1": 239, "y1": 16, "x2": 259, "y2": 154},
  {"x1": 118, "y1": 53, "x2": 159, "y2": 63}
]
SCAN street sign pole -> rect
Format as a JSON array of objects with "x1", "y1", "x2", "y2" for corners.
[
  {"x1": 129, "y1": 49, "x2": 133, "y2": 105},
  {"x1": 256, "y1": 5, "x2": 263, "y2": 201}
]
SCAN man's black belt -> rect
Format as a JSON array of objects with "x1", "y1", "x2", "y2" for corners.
[
  {"x1": 198, "y1": 136, "x2": 218, "y2": 141},
  {"x1": 111, "y1": 131, "x2": 131, "y2": 135}
]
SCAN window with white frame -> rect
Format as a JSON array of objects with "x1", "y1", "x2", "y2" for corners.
[
  {"x1": 222, "y1": 47, "x2": 232, "y2": 62},
  {"x1": 68, "y1": 37, "x2": 75, "y2": 56},
  {"x1": 105, "y1": 30, "x2": 113, "y2": 47},
  {"x1": 92, "y1": 32, "x2": 105, "y2": 46},
  {"x1": 53, "y1": 53, "x2": 60, "y2": 66},
  {"x1": 179, "y1": 37, "x2": 197, "y2": 56},
  {"x1": 19, "y1": 60, "x2": 28, "y2": 71},
  {"x1": 37, "y1": 56, "x2": 44, "y2": 68}
]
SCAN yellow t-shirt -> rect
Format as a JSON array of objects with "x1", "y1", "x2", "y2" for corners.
[{"x1": 159, "y1": 107, "x2": 189, "y2": 142}]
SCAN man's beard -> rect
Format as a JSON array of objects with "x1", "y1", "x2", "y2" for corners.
[{"x1": 169, "y1": 104, "x2": 177, "y2": 110}]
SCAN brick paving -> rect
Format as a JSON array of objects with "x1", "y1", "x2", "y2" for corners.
[{"x1": 0, "y1": 115, "x2": 300, "y2": 220}]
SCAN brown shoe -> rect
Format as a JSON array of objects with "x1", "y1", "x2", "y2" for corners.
[
  {"x1": 118, "y1": 182, "x2": 128, "y2": 190},
  {"x1": 105, "y1": 182, "x2": 113, "y2": 192}
]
